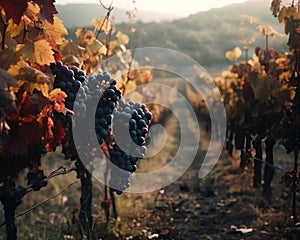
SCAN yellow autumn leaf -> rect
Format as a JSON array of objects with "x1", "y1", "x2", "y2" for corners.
[
  {"x1": 31, "y1": 83, "x2": 49, "y2": 97},
  {"x1": 42, "y1": 16, "x2": 68, "y2": 45},
  {"x1": 279, "y1": 71, "x2": 290, "y2": 82},
  {"x1": 116, "y1": 31, "x2": 129, "y2": 45},
  {"x1": 123, "y1": 79, "x2": 136, "y2": 94},
  {"x1": 75, "y1": 28, "x2": 86, "y2": 41},
  {"x1": 32, "y1": 39, "x2": 55, "y2": 66},
  {"x1": 109, "y1": 40, "x2": 118, "y2": 51},
  {"x1": 286, "y1": 6, "x2": 300, "y2": 19},
  {"x1": 24, "y1": 1, "x2": 40, "y2": 23},
  {"x1": 86, "y1": 38, "x2": 107, "y2": 55},
  {"x1": 8, "y1": 60, "x2": 51, "y2": 84},
  {"x1": 10, "y1": 80, "x2": 49, "y2": 98},
  {"x1": 92, "y1": 17, "x2": 112, "y2": 35},
  {"x1": 278, "y1": 6, "x2": 287, "y2": 23},
  {"x1": 6, "y1": 19, "x2": 24, "y2": 38},
  {"x1": 7, "y1": 61, "x2": 22, "y2": 78},
  {"x1": 60, "y1": 40, "x2": 85, "y2": 58},
  {"x1": 8, "y1": 60, "x2": 51, "y2": 97},
  {"x1": 49, "y1": 88, "x2": 67, "y2": 102}
]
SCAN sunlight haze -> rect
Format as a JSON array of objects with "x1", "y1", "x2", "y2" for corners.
[{"x1": 56, "y1": 0, "x2": 249, "y2": 16}]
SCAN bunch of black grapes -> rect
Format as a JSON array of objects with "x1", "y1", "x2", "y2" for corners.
[
  {"x1": 110, "y1": 100, "x2": 152, "y2": 194},
  {"x1": 50, "y1": 62, "x2": 153, "y2": 193}
]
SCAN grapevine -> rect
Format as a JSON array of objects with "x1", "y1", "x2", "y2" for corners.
[
  {"x1": 0, "y1": 1, "x2": 155, "y2": 239},
  {"x1": 205, "y1": 0, "x2": 300, "y2": 225}
]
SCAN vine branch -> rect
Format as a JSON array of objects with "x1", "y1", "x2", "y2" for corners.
[{"x1": 0, "y1": 180, "x2": 79, "y2": 227}]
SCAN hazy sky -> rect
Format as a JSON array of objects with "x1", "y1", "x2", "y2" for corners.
[{"x1": 56, "y1": 0, "x2": 249, "y2": 16}]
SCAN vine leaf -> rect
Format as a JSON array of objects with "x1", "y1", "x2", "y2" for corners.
[
  {"x1": 86, "y1": 39, "x2": 107, "y2": 55},
  {"x1": 13, "y1": 80, "x2": 49, "y2": 99},
  {"x1": 8, "y1": 60, "x2": 51, "y2": 97},
  {"x1": 60, "y1": 40, "x2": 85, "y2": 58},
  {"x1": 272, "y1": 85, "x2": 295, "y2": 106},
  {"x1": 6, "y1": 19, "x2": 25, "y2": 38},
  {"x1": 32, "y1": 0, "x2": 58, "y2": 23},
  {"x1": 0, "y1": 0, "x2": 28, "y2": 24},
  {"x1": 92, "y1": 17, "x2": 112, "y2": 35},
  {"x1": 116, "y1": 31, "x2": 129, "y2": 45},
  {"x1": 0, "y1": 69, "x2": 17, "y2": 119},
  {"x1": 25, "y1": 1, "x2": 40, "y2": 22},
  {"x1": 42, "y1": 16, "x2": 68, "y2": 45},
  {"x1": 0, "y1": 68, "x2": 16, "y2": 88},
  {"x1": 250, "y1": 77, "x2": 271, "y2": 102},
  {"x1": 0, "y1": 49, "x2": 19, "y2": 70},
  {"x1": 8, "y1": 60, "x2": 51, "y2": 85},
  {"x1": 32, "y1": 39, "x2": 55, "y2": 66},
  {"x1": 278, "y1": 6, "x2": 287, "y2": 23},
  {"x1": 16, "y1": 42, "x2": 34, "y2": 62},
  {"x1": 270, "y1": 0, "x2": 281, "y2": 17}
]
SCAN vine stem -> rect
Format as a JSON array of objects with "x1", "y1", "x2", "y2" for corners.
[
  {"x1": 95, "y1": 9, "x2": 112, "y2": 40},
  {"x1": 0, "y1": 13, "x2": 8, "y2": 50},
  {"x1": 266, "y1": 34, "x2": 269, "y2": 50},
  {"x1": 125, "y1": 0, "x2": 138, "y2": 89},
  {"x1": 95, "y1": 0, "x2": 114, "y2": 40},
  {"x1": 126, "y1": 48, "x2": 136, "y2": 86},
  {"x1": 292, "y1": 150, "x2": 298, "y2": 225}
]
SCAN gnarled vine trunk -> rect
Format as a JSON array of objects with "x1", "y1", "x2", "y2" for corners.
[{"x1": 263, "y1": 136, "x2": 276, "y2": 200}]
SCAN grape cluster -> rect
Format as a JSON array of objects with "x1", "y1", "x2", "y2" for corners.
[
  {"x1": 50, "y1": 62, "x2": 153, "y2": 193},
  {"x1": 109, "y1": 101, "x2": 152, "y2": 193},
  {"x1": 51, "y1": 62, "x2": 86, "y2": 112},
  {"x1": 92, "y1": 72, "x2": 122, "y2": 144}
]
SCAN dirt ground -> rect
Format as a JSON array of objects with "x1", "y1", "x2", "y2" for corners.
[
  {"x1": 116, "y1": 149, "x2": 300, "y2": 240},
  {"x1": 1, "y1": 145, "x2": 300, "y2": 240}
]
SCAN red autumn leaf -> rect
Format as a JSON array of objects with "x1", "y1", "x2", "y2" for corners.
[
  {"x1": 13, "y1": 90, "x2": 40, "y2": 117},
  {"x1": 53, "y1": 117, "x2": 66, "y2": 146},
  {"x1": 0, "y1": 0, "x2": 28, "y2": 24},
  {"x1": 53, "y1": 49, "x2": 63, "y2": 62},
  {"x1": 48, "y1": 39, "x2": 63, "y2": 62},
  {"x1": 43, "y1": 116, "x2": 55, "y2": 152},
  {"x1": 20, "y1": 121, "x2": 41, "y2": 147},
  {"x1": 3, "y1": 120, "x2": 41, "y2": 157},
  {"x1": 32, "y1": 0, "x2": 58, "y2": 23}
]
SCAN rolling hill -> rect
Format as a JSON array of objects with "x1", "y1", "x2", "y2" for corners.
[
  {"x1": 56, "y1": 4, "x2": 179, "y2": 27},
  {"x1": 60, "y1": 0, "x2": 289, "y2": 73}
]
